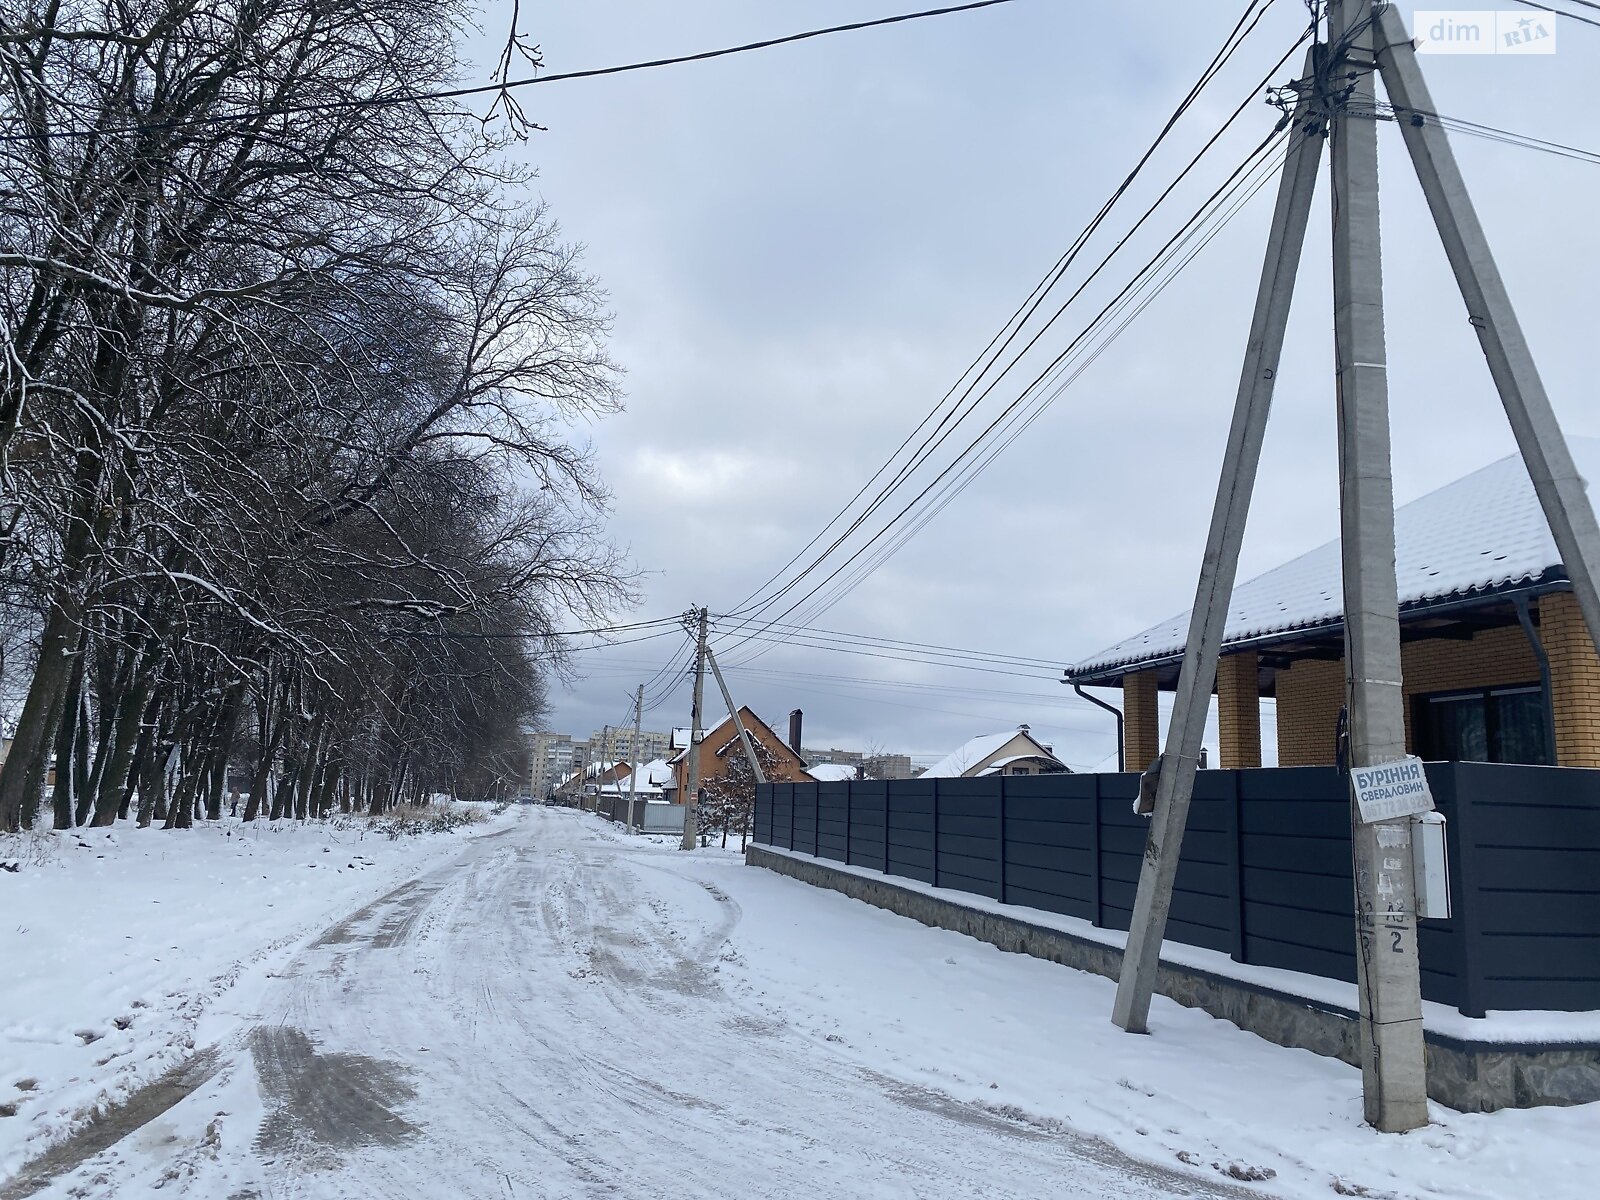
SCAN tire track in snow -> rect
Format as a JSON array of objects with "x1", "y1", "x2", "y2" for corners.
[{"x1": 36, "y1": 810, "x2": 1274, "y2": 1200}]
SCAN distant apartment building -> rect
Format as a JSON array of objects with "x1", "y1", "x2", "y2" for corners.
[
  {"x1": 802, "y1": 747, "x2": 863, "y2": 773},
  {"x1": 532, "y1": 727, "x2": 674, "y2": 798},
  {"x1": 588, "y1": 726, "x2": 673, "y2": 763},
  {"x1": 531, "y1": 732, "x2": 589, "y2": 798},
  {"x1": 864, "y1": 753, "x2": 914, "y2": 780},
  {"x1": 802, "y1": 747, "x2": 915, "y2": 781}
]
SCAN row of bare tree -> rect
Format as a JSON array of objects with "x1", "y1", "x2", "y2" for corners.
[{"x1": 0, "y1": 0, "x2": 627, "y2": 830}]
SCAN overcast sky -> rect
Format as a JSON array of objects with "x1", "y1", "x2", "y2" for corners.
[{"x1": 468, "y1": 1, "x2": 1597, "y2": 768}]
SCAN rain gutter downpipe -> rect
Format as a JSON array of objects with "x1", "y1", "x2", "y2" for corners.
[
  {"x1": 1070, "y1": 677, "x2": 1125, "y2": 773},
  {"x1": 1512, "y1": 594, "x2": 1560, "y2": 766}
]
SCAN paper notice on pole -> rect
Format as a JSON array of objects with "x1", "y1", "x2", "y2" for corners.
[{"x1": 1350, "y1": 755, "x2": 1435, "y2": 824}]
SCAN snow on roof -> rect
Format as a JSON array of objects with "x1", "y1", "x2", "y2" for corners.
[
  {"x1": 807, "y1": 763, "x2": 859, "y2": 782},
  {"x1": 598, "y1": 759, "x2": 675, "y2": 793},
  {"x1": 921, "y1": 731, "x2": 1026, "y2": 780},
  {"x1": 1072, "y1": 439, "x2": 1598, "y2": 679}
]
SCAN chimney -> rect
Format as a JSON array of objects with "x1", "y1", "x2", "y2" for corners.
[{"x1": 788, "y1": 709, "x2": 804, "y2": 755}]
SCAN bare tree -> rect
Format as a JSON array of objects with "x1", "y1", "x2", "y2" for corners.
[{"x1": 0, "y1": 0, "x2": 631, "y2": 832}]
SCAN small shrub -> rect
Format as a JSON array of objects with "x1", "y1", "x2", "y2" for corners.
[{"x1": 369, "y1": 803, "x2": 487, "y2": 840}]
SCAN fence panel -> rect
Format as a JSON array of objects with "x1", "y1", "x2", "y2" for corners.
[
  {"x1": 1447, "y1": 762, "x2": 1600, "y2": 1013},
  {"x1": 935, "y1": 778, "x2": 1001, "y2": 900},
  {"x1": 1000, "y1": 774, "x2": 1096, "y2": 921},
  {"x1": 816, "y1": 782, "x2": 849, "y2": 863},
  {"x1": 887, "y1": 778, "x2": 936, "y2": 884},
  {"x1": 848, "y1": 779, "x2": 887, "y2": 868},
  {"x1": 750, "y1": 762, "x2": 1600, "y2": 1013},
  {"x1": 754, "y1": 784, "x2": 775, "y2": 845}
]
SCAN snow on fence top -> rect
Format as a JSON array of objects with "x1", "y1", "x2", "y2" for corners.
[{"x1": 1072, "y1": 437, "x2": 1600, "y2": 680}]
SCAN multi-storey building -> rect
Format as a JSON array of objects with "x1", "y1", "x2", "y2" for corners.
[
  {"x1": 531, "y1": 732, "x2": 589, "y2": 799},
  {"x1": 588, "y1": 726, "x2": 673, "y2": 763},
  {"x1": 532, "y1": 727, "x2": 675, "y2": 798}
]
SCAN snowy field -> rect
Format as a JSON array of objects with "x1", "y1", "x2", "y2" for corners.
[{"x1": 1, "y1": 805, "x2": 1591, "y2": 1198}]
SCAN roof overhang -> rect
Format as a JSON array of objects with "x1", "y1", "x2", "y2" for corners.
[{"x1": 1067, "y1": 577, "x2": 1569, "y2": 694}]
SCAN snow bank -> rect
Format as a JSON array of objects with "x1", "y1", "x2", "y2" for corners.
[
  {"x1": 0, "y1": 805, "x2": 517, "y2": 1175},
  {"x1": 627, "y1": 821, "x2": 1598, "y2": 1200}
]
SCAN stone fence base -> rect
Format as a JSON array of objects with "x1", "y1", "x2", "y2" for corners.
[{"x1": 747, "y1": 844, "x2": 1600, "y2": 1112}]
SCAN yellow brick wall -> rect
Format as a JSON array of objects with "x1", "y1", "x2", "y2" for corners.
[
  {"x1": 1123, "y1": 670, "x2": 1160, "y2": 772},
  {"x1": 1217, "y1": 651, "x2": 1262, "y2": 769},
  {"x1": 1399, "y1": 625, "x2": 1540, "y2": 750},
  {"x1": 1275, "y1": 657, "x2": 1346, "y2": 766},
  {"x1": 1271, "y1": 602, "x2": 1600, "y2": 767},
  {"x1": 1542, "y1": 591, "x2": 1600, "y2": 768}
]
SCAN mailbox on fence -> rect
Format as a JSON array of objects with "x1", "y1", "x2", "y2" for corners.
[{"x1": 1412, "y1": 811, "x2": 1451, "y2": 920}]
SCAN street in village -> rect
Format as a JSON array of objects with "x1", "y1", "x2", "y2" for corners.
[{"x1": 4, "y1": 806, "x2": 1589, "y2": 1200}]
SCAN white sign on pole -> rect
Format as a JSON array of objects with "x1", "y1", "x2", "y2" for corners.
[{"x1": 1350, "y1": 755, "x2": 1436, "y2": 824}]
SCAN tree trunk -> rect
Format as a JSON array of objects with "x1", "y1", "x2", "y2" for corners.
[
  {"x1": 90, "y1": 669, "x2": 159, "y2": 826},
  {"x1": 1, "y1": 599, "x2": 82, "y2": 831},
  {"x1": 48, "y1": 643, "x2": 87, "y2": 829}
]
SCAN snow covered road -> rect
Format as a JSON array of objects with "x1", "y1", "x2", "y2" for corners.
[{"x1": 15, "y1": 807, "x2": 1266, "y2": 1199}]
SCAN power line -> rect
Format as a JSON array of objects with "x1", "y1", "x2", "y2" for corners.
[
  {"x1": 582, "y1": 658, "x2": 1094, "y2": 710},
  {"x1": 717, "y1": 21, "x2": 1313, "y2": 660},
  {"x1": 1507, "y1": 1, "x2": 1600, "y2": 31},
  {"x1": 724, "y1": 0, "x2": 1284, "y2": 620},
  {"x1": 1373, "y1": 102, "x2": 1600, "y2": 166},
  {"x1": 760, "y1": 122, "x2": 1293, "y2": 640},
  {"x1": 0, "y1": 0, "x2": 1030, "y2": 144},
  {"x1": 710, "y1": 615, "x2": 1063, "y2": 669},
  {"x1": 721, "y1": 91, "x2": 1304, "y2": 663},
  {"x1": 401, "y1": 616, "x2": 685, "y2": 641}
]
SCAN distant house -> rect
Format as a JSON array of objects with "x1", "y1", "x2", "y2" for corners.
[
  {"x1": 806, "y1": 763, "x2": 861, "y2": 783},
  {"x1": 1068, "y1": 439, "x2": 1600, "y2": 771},
  {"x1": 553, "y1": 759, "x2": 630, "y2": 807},
  {"x1": 596, "y1": 757, "x2": 673, "y2": 799},
  {"x1": 667, "y1": 707, "x2": 810, "y2": 801},
  {"x1": 920, "y1": 725, "x2": 1068, "y2": 778}
]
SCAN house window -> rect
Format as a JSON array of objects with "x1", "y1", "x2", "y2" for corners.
[
  {"x1": 1415, "y1": 684, "x2": 1550, "y2": 765},
  {"x1": 1011, "y1": 767, "x2": 1031, "y2": 776}
]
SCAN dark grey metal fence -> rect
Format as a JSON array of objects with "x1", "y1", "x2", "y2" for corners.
[{"x1": 753, "y1": 763, "x2": 1600, "y2": 1016}]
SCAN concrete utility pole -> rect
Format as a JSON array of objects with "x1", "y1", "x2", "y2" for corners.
[
  {"x1": 1330, "y1": 0, "x2": 1428, "y2": 1132},
  {"x1": 679, "y1": 607, "x2": 709, "y2": 851},
  {"x1": 705, "y1": 646, "x2": 766, "y2": 785},
  {"x1": 626, "y1": 683, "x2": 643, "y2": 833},
  {"x1": 1109, "y1": 0, "x2": 1600, "y2": 1134},
  {"x1": 1112, "y1": 47, "x2": 1325, "y2": 1036}
]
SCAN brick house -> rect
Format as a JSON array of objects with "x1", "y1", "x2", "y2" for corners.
[
  {"x1": 1069, "y1": 441, "x2": 1600, "y2": 770},
  {"x1": 667, "y1": 707, "x2": 811, "y2": 802}
]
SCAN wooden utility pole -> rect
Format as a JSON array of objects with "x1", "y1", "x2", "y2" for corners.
[
  {"x1": 626, "y1": 683, "x2": 643, "y2": 833},
  {"x1": 679, "y1": 607, "x2": 709, "y2": 851},
  {"x1": 1329, "y1": 0, "x2": 1427, "y2": 1131}
]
